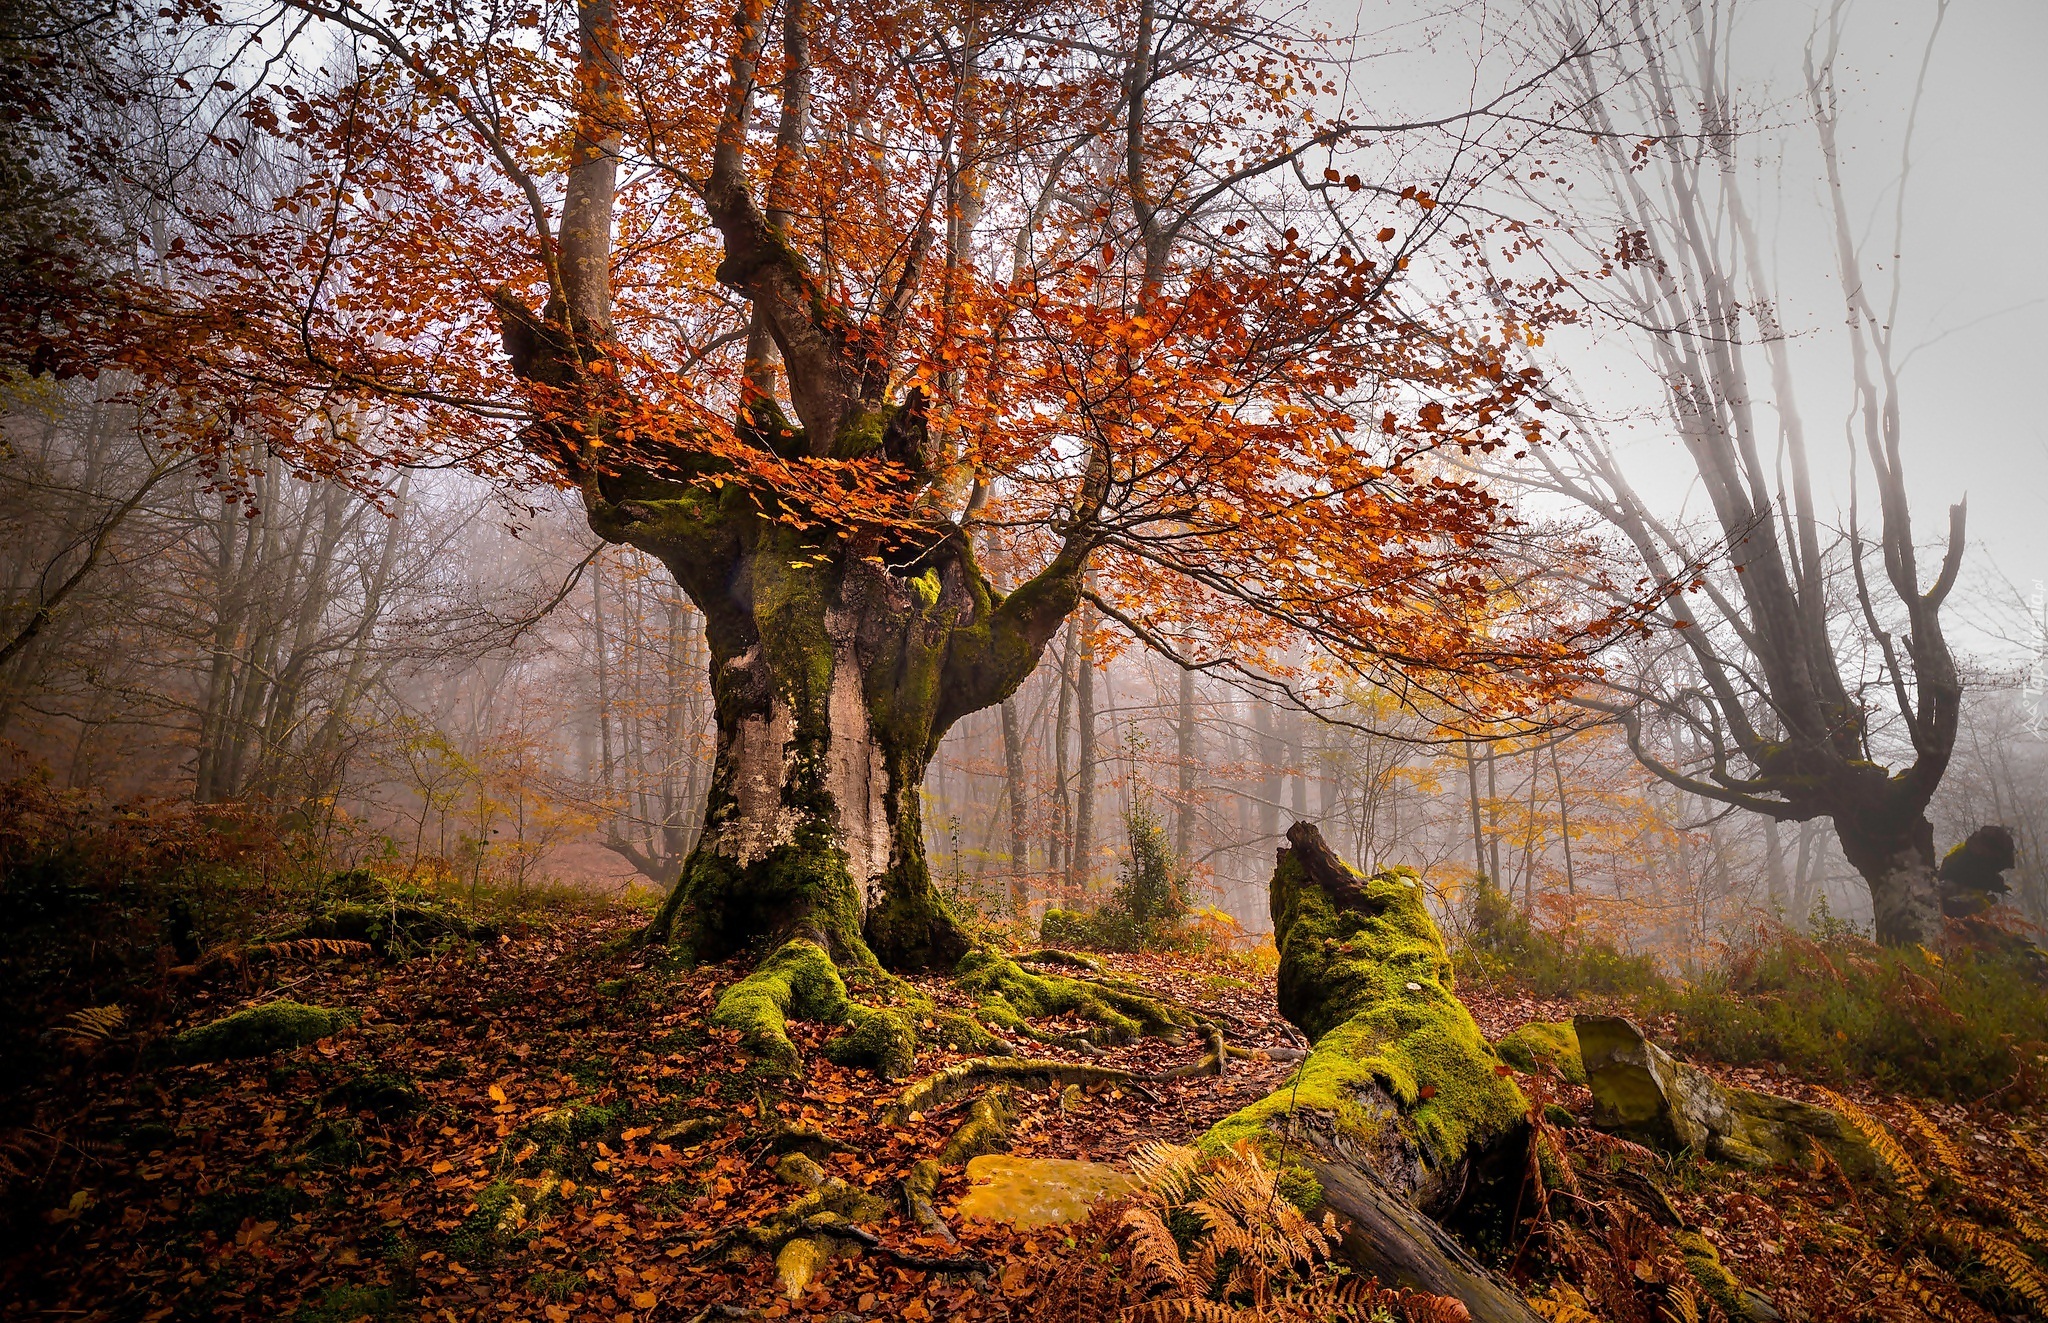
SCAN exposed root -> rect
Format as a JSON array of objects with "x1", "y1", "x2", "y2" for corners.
[
  {"x1": 956, "y1": 949, "x2": 1190, "y2": 1046},
  {"x1": 937, "y1": 1086, "x2": 1013, "y2": 1166},
  {"x1": 825, "y1": 1003, "x2": 918, "y2": 1079},
  {"x1": 710, "y1": 940, "x2": 851, "y2": 1077},
  {"x1": 1158, "y1": 1024, "x2": 1229, "y2": 1081},
  {"x1": 885, "y1": 1056, "x2": 1140, "y2": 1123},
  {"x1": 902, "y1": 1159, "x2": 956, "y2": 1244},
  {"x1": 1013, "y1": 948, "x2": 1106, "y2": 974},
  {"x1": 807, "y1": 1221, "x2": 989, "y2": 1275}
]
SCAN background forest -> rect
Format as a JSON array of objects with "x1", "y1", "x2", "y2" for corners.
[{"x1": 6, "y1": 0, "x2": 2048, "y2": 1319}]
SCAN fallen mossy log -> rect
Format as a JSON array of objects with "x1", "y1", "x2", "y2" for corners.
[{"x1": 1202, "y1": 822, "x2": 1543, "y2": 1323}]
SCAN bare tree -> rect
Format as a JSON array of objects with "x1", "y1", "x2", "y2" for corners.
[{"x1": 1513, "y1": 0, "x2": 1966, "y2": 943}]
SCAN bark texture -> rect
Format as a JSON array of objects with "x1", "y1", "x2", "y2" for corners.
[{"x1": 1204, "y1": 821, "x2": 1537, "y2": 1322}]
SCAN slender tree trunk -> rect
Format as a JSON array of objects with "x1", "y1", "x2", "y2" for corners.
[
  {"x1": 1175, "y1": 666, "x2": 1196, "y2": 860},
  {"x1": 1001, "y1": 694, "x2": 1029, "y2": 918},
  {"x1": 1069, "y1": 600, "x2": 1097, "y2": 896},
  {"x1": 1465, "y1": 746, "x2": 1486, "y2": 883}
]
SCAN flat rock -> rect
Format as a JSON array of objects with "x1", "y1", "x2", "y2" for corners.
[{"x1": 952, "y1": 1154, "x2": 1136, "y2": 1228}]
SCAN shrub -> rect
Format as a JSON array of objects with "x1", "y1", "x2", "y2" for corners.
[
  {"x1": 1457, "y1": 879, "x2": 1667, "y2": 997},
  {"x1": 1650, "y1": 926, "x2": 2048, "y2": 1107},
  {"x1": 1037, "y1": 798, "x2": 1194, "y2": 952}
]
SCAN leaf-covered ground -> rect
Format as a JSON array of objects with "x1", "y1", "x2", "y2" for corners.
[
  {"x1": 0, "y1": 912, "x2": 1299, "y2": 1321},
  {"x1": 5, "y1": 909, "x2": 2045, "y2": 1322}
]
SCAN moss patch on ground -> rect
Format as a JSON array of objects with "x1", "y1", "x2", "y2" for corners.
[{"x1": 170, "y1": 1001, "x2": 353, "y2": 1062}]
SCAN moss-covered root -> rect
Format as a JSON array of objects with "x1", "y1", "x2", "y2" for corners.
[
  {"x1": 1160, "y1": 1025, "x2": 1229, "y2": 1081},
  {"x1": 937, "y1": 1086, "x2": 1014, "y2": 1166},
  {"x1": 1012, "y1": 948, "x2": 1106, "y2": 974},
  {"x1": 1203, "y1": 822, "x2": 1525, "y2": 1219},
  {"x1": 711, "y1": 939, "x2": 852, "y2": 1076},
  {"x1": 955, "y1": 949, "x2": 1190, "y2": 1045},
  {"x1": 883, "y1": 1057, "x2": 1136, "y2": 1124},
  {"x1": 825, "y1": 1003, "x2": 919, "y2": 1080},
  {"x1": 169, "y1": 1001, "x2": 355, "y2": 1062},
  {"x1": 903, "y1": 1159, "x2": 956, "y2": 1243}
]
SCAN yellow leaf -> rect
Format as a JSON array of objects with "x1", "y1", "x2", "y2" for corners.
[
  {"x1": 430, "y1": 1159, "x2": 453, "y2": 1174},
  {"x1": 902, "y1": 1301, "x2": 931, "y2": 1321},
  {"x1": 631, "y1": 1292, "x2": 657, "y2": 1310},
  {"x1": 488, "y1": 1084, "x2": 506, "y2": 1104}
]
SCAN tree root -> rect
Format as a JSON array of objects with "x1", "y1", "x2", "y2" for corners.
[
  {"x1": 1157, "y1": 1024, "x2": 1229, "y2": 1081},
  {"x1": 1012, "y1": 948, "x2": 1105, "y2": 973},
  {"x1": 884, "y1": 1055, "x2": 1138, "y2": 1123},
  {"x1": 902, "y1": 1159, "x2": 955, "y2": 1244},
  {"x1": 956, "y1": 949, "x2": 1190, "y2": 1045},
  {"x1": 937, "y1": 1086, "x2": 1013, "y2": 1166}
]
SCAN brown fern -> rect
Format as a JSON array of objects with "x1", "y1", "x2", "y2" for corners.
[{"x1": 55, "y1": 1004, "x2": 125, "y2": 1046}]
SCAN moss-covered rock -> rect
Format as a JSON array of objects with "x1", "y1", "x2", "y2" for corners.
[
  {"x1": 327, "y1": 1067, "x2": 423, "y2": 1116},
  {"x1": 1203, "y1": 823, "x2": 1525, "y2": 1218},
  {"x1": 170, "y1": 1001, "x2": 353, "y2": 1062},
  {"x1": 710, "y1": 939, "x2": 851, "y2": 1075},
  {"x1": 1495, "y1": 1021, "x2": 1586, "y2": 1085},
  {"x1": 1578, "y1": 1014, "x2": 1877, "y2": 1179}
]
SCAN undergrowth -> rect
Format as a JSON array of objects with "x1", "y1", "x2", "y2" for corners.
[
  {"x1": 1653, "y1": 926, "x2": 2048, "y2": 1107},
  {"x1": 1455, "y1": 880, "x2": 1667, "y2": 998}
]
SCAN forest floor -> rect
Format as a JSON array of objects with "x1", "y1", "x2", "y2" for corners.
[{"x1": 3, "y1": 906, "x2": 2044, "y2": 1323}]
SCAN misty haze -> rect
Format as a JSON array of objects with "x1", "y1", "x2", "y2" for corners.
[{"x1": 3, "y1": 0, "x2": 2044, "y2": 1319}]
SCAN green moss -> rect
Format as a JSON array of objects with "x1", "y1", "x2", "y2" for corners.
[
  {"x1": 445, "y1": 1179, "x2": 533, "y2": 1264},
  {"x1": 294, "y1": 1284, "x2": 398, "y2": 1322},
  {"x1": 928, "y1": 1010, "x2": 1008, "y2": 1055},
  {"x1": 711, "y1": 939, "x2": 851, "y2": 1075},
  {"x1": 826, "y1": 1003, "x2": 919, "y2": 1079},
  {"x1": 954, "y1": 949, "x2": 1187, "y2": 1043},
  {"x1": 1494, "y1": 1021, "x2": 1586, "y2": 1085},
  {"x1": 1206, "y1": 852, "x2": 1523, "y2": 1194},
  {"x1": 328, "y1": 1067, "x2": 422, "y2": 1116},
  {"x1": 171, "y1": 1001, "x2": 353, "y2": 1062}
]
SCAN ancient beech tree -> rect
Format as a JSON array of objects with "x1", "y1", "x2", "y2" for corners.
[{"x1": 19, "y1": 0, "x2": 1621, "y2": 977}]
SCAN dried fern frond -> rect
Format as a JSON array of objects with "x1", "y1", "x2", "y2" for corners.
[
  {"x1": 1527, "y1": 1285, "x2": 1601, "y2": 1323},
  {"x1": 1119, "y1": 1300, "x2": 1254, "y2": 1323},
  {"x1": 1564, "y1": 1127, "x2": 1664, "y2": 1169},
  {"x1": 1658, "y1": 1284, "x2": 1702, "y2": 1323},
  {"x1": 1898, "y1": 1104, "x2": 1967, "y2": 1182},
  {"x1": 1941, "y1": 1223, "x2": 2048, "y2": 1314},
  {"x1": 246, "y1": 937, "x2": 374, "y2": 962},
  {"x1": 56, "y1": 1005, "x2": 125, "y2": 1046},
  {"x1": 1860, "y1": 1252, "x2": 1996, "y2": 1323},
  {"x1": 1814, "y1": 1087, "x2": 1926, "y2": 1201},
  {"x1": 1131, "y1": 1141, "x2": 1203, "y2": 1205},
  {"x1": 1120, "y1": 1206, "x2": 1192, "y2": 1290}
]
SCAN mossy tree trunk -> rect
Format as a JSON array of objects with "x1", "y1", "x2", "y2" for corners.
[
  {"x1": 484, "y1": 0, "x2": 1105, "y2": 973},
  {"x1": 572, "y1": 465, "x2": 1086, "y2": 970},
  {"x1": 1205, "y1": 821, "x2": 1540, "y2": 1322}
]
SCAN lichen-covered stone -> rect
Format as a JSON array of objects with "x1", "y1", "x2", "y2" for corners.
[
  {"x1": 953, "y1": 1154, "x2": 1136, "y2": 1228},
  {"x1": 1577, "y1": 1014, "x2": 1877, "y2": 1179},
  {"x1": 170, "y1": 1001, "x2": 353, "y2": 1062},
  {"x1": 1205, "y1": 824, "x2": 1524, "y2": 1215},
  {"x1": 1495, "y1": 1021, "x2": 1586, "y2": 1086},
  {"x1": 711, "y1": 939, "x2": 851, "y2": 1075}
]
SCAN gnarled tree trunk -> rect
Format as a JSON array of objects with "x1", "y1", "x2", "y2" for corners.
[{"x1": 1205, "y1": 822, "x2": 1540, "y2": 1323}]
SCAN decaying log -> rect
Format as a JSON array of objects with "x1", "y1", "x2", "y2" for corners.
[{"x1": 1202, "y1": 821, "x2": 1542, "y2": 1323}]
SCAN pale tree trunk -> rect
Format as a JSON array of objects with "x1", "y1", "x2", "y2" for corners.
[{"x1": 1175, "y1": 666, "x2": 1196, "y2": 859}]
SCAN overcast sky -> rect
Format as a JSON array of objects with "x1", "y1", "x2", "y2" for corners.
[{"x1": 1320, "y1": 0, "x2": 2048, "y2": 658}]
